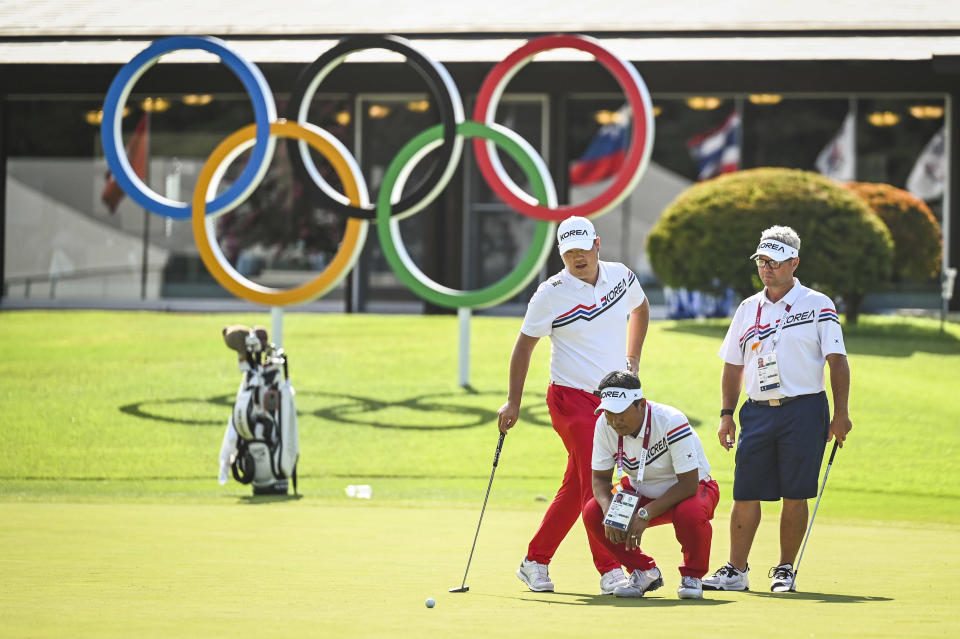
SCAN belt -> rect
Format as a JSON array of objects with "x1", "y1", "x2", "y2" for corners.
[{"x1": 749, "y1": 396, "x2": 799, "y2": 407}]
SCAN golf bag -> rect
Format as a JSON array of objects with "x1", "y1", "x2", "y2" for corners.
[{"x1": 218, "y1": 328, "x2": 299, "y2": 495}]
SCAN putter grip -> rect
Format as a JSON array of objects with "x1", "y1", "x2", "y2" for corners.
[
  {"x1": 492, "y1": 432, "x2": 506, "y2": 467},
  {"x1": 827, "y1": 440, "x2": 839, "y2": 464}
]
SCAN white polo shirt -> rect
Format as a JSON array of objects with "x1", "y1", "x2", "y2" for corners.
[
  {"x1": 591, "y1": 400, "x2": 711, "y2": 500},
  {"x1": 718, "y1": 278, "x2": 846, "y2": 400},
  {"x1": 521, "y1": 261, "x2": 646, "y2": 392}
]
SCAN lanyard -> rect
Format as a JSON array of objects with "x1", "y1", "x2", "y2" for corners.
[
  {"x1": 616, "y1": 402, "x2": 653, "y2": 484},
  {"x1": 754, "y1": 300, "x2": 792, "y2": 352}
]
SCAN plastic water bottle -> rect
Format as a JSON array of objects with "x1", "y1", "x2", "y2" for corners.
[{"x1": 345, "y1": 484, "x2": 372, "y2": 498}]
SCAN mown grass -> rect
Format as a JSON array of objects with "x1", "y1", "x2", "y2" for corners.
[
  {"x1": 1, "y1": 310, "x2": 959, "y2": 639},
  {"x1": 0, "y1": 310, "x2": 957, "y2": 523}
]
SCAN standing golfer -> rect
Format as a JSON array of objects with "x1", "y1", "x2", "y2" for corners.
[
  {"x1": 497, "y1": 216, "x2": 650, "y2": 594},
  {"x1": 703, "y1": 226, "x2": 852, "y2": 593},
  {"x1": 584, "y1": 371, "x2": 719, "y2": 600}
]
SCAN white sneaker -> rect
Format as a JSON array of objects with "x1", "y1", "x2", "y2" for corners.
[
  {"x1": 613, "y1": 566, "x2": 663, "y2": 598},
  {"x1": 600, "y1": 568, "x2": 629, "y2": 594},
  {"x1": 702, "y1": 562, "x2": 750, "y2": 591},
  {"x1": 769, "y1": 563, "x2": 797, "y2": 592},
  {"x1": 517, "y1": 557, "x2": 554, "y2": 592},
  {"x1": 677, "y1": 576, "x2": 703, "y2": 599}
]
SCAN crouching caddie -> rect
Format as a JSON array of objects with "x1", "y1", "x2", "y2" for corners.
[{"x1": 583, "y1": 371, "x2": 719, "y2": 599}]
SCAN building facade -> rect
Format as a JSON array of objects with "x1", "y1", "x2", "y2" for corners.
[{"x1": 2, "y1": 3, "x2": 958, "y2": 313}]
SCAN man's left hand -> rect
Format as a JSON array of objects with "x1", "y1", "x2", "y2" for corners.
[
  {"x1": 625, "y1": 515, "x2": 649, "y2": 550},
  {"x1": 828, "y1": 412, "x2": 853, "y2": 447}
]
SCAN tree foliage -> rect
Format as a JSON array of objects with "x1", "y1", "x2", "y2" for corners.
[
  {"x1": 844, "y1": 181, "x2": 942, "y2": 282},
  {"x1": 647, "y1": 168, "x2": 893, "y2": 323}
]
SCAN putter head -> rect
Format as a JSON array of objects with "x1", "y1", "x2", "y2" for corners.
[{"x1": 449, "y1": 586, "x2": 469, "y2": 593}]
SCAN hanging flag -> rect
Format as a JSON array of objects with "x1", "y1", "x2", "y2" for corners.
[
  {"x1": 569, "y1": 105, "x2": 630, "y2": 185},
  {"x1": 101, "y1": 113, "x2": 149, "y2": 213},
  {"x1": 686, "y1": 111, "x2": 740, "y2": 181},
  {"x1": 906, "y1": 126, "x2": 945, "y2": 201},
  {"x1": 815, "y1": 111, "x2": 856, "y2": 181}
]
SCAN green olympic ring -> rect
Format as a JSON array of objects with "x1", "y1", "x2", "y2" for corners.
[{"x1": 376, "y1": 120, "x2": 556, "y2": 309}]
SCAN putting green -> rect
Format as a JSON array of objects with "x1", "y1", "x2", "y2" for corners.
[
  {"x1": 1, "y1": 498, "x2": 956, "y2": 638},
  {"x1": 2, "y1": 311, "x2": 959, "y2": 637}
]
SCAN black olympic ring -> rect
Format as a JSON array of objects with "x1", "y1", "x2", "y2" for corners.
[{"x1": 285, "y1": 34, "x2": 464, "y2": 221}]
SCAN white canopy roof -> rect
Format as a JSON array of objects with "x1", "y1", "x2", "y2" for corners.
[
  {"x1": 0, "y1": 0, "x2": 959, "y2": 63},
  {"x1": 2, "y1": 0, "x2": 959, "y2": 37},
  {"x1": 2, "y1": 36, "x2": 960, "y2": 64}
]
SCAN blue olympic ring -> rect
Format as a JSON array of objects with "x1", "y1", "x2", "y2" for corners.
[{"x1": 101, "y1": 36, "x2": 277, "y2": 220}]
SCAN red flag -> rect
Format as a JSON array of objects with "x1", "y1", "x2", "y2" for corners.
[
  {"x1": 102, "y1": 113, "x2": 149, "y2": 213},
  {"x1": 569, "y1": 106, "x2": 630, "y2": 186}
]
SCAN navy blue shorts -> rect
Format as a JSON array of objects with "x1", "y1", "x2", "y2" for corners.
[{"x1": 733, "y1": 392, "x2": 830, "y2": 501}]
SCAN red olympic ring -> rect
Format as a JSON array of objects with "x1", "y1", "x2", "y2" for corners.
[{"x1": 473, "y1": 34, "x2": 655, "y2": 222}]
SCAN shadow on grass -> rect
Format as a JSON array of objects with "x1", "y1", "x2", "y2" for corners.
[
  {"x1": 488, "y1": 589, "x2": 888, "y2": 606},
  {"x1": 745, "y1": 591, "x2": 892, "y2": 604},
  {"x1": 119, "y1": 393, "x2": 234, "y2": 425},
  {"x1": 119, "y1": 388, "x2": 555, "y2": 430},
  {"x1": 236, "y1": 493, "x2": 304, "y2": 504},
  {"x1": 483, "y1": 592, "x2": 732, "y2": 607},
  {"x1": 841, "y1": 321, "x2": 960, "y2": 357},
  {"x1": 661, "y1": 318, "x2": 960, "y2": 357},
  {"x1": 120, "y1": 388, "x2": 705, "y2": 431}
]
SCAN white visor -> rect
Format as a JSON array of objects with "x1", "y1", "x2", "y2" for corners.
[
  {"x1": 750, "y1": 239, "x2": 798, "y2": 261},
  {"x1": 594, "y1": 387, "x2": 644, "y2": 415}
]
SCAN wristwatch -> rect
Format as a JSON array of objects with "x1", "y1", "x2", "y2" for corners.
[
  {"x1": 720, "y1": 408, "x2": 734, "y2": 417},
  {"x1": 636, "y1": 507, "x2": 650, "y2": 522}
]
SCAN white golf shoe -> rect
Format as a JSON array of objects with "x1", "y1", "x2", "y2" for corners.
[
  {"x1": 769, "y1": 563, "x2": 797, "y2": 592},
  {"x1": 613, "y1": 566, "x2": 663, "y2": 598},
  {"x1": 702, "y1": 562, "x2": 750, "y2": 591},
  {"x1": 677, "y1": 576, "x2": 703, "y2": 599},
  {"x1": 517, "y1": 557, "x2": 554, "y2": 592},
  {"x1": 600, "y1": 568, "x2": 629, "y2": 594}
]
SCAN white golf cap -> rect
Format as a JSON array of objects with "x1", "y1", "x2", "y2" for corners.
[
  {"x1": 594, "y1": 386, "x2": 644, "y2": 415},
  {"x1": 557, "y1": 216, "x2": 598, "y2": 254},
  {"x1": 750, "y1": 238, "x2": 798, "y2": 261}
]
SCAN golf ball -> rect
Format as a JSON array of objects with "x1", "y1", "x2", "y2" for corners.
[{"x1": 425, "y1": 597, "x2": 435, "y2": 608}]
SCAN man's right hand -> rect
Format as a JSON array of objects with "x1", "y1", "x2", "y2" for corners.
[
  {"x1": 604, "y1": 524, "x2": 626, "y2": 545},
  {"x1": 497, "y1": 401, "x2": 520, "y2": 434},
  {"x1": 718, "y1": 415, "x2": 737, "y2": 450}
]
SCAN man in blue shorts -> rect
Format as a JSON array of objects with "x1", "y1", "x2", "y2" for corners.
[{"x1": 703, "y1": 226, "x2": 852, "y2": 593}]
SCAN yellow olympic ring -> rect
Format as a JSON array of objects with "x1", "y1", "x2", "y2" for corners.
[{"x1": 191, "y1": 120, "x2": 370, "y2": 306}]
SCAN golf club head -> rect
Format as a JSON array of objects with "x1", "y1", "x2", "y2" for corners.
[{"x1": 449, "y1": 586, "x2": 469, "y2": 593}]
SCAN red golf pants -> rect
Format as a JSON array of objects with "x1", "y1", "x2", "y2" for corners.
[
  {"x1": 582, "y1": 478, "x2": 720, "y2": 578},
  {"x1": 525, "y1": 384, "x2": 620, "y2": 575}
]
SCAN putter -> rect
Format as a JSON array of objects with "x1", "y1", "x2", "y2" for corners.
[
  {"x1": 791, "y1": 440, "x2": 840, "y2": 591},
  {"x1": 450, "y1": 431, "x2": 507, "y2": 593}
]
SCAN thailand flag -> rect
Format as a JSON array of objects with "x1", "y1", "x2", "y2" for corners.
[
  {"x1": 569, "y1": 106, "x2": 630, "y2": 185},
  {"x1": 686, "y1": 111, "x2": 741, "y2": 181}
]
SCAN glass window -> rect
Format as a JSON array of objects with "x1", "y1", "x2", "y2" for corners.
[
  {"x1": 4, "y1": 88, "x2": 353, "y2": 302},
  {"x1": 465, "y1": 96, "x2": 547, "y2": 307}
]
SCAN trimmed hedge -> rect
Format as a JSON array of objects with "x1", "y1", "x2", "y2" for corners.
[
  {"x1": 647, "y1": 168, "x2": 893, "y2": 322},
  {"x1": 844, "y1": 181, "x2": 942, "y2": 282}
]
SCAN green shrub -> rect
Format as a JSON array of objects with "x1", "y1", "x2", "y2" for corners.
[
  {"x1": 844, "y1": 181, "x2": 942, "y2": 282},
  {"x1": 647, "y1": 168, "x2": 893, "y2": 323}
]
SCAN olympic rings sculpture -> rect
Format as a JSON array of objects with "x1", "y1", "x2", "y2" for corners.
[{"x1": 101, "y1": 34, "x2": 654, "y2": 309}]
